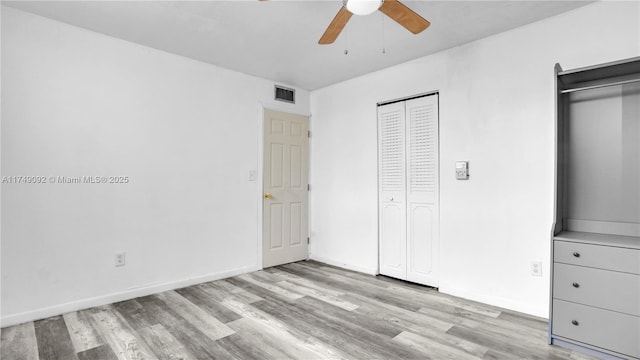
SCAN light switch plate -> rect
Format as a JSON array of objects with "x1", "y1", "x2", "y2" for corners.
[{"x1": 455, "y1": 161, "x2": 469, "y2": 180}]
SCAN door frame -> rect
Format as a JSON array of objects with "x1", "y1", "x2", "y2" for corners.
[
  {"x1": 376, "y1": 91, "x2": 441, "y2": 285},
  {"x1": 257, "y1": 103, "x2": 312, "y2": 269}
]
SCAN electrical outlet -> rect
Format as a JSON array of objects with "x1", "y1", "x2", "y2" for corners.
[
  {"x1": 530, "y1": 261, "x2": 542, "y2": 276},
  {"x1": 115, "y1": 252, "x2": 126, "y2": 267}
]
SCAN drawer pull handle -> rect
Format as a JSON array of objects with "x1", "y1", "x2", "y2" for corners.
[
  {"x1": 572, "y1": 252, "x2": 580, "y2": 258},
  {"x1": 572, "y1": 282, "x2": 580, "y2": 288},
  {"x1": 571, "y1": 320, "x2": 579, "y2": 326}
]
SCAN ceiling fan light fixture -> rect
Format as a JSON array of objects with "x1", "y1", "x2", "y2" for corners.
[{"x1": 345, "y1": 0, "x2": 383, "y2": 16}]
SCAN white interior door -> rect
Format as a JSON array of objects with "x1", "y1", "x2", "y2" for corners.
[
  {"x1": 405, "y1": 95, "x2": 439, "y2": 286},
  {"x1": 378, "y1": 94, "x2": 439, "y2": 287},
  {"x1": 378, "y1": 102, "x2": 407, "y2": 279},
  {"x1": 263, "y1": 109, "x2": 309, "y2": 268}
]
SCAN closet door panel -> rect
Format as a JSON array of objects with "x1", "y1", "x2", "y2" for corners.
[
  {"x1": 406, "y1": 95, "x2": 439, "y2": 286},
  {"x1": 408, "y1": 203, "x2": 435, "y2": 279},
  {"x1": 378, "y1": 102, "x2": 407, "y2": 279}
]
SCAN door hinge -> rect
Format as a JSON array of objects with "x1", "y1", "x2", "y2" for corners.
[
  {"x1": 308, "y1": 130, "x2": 311, "y2": 138},
  {"x1": 307, "y1": 237, "x2": 310, "y2": 244},
  {"x1": 307, "y1": 184, "x2": 310, "y2": 191}
]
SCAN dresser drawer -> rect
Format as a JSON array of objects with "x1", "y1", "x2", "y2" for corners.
[
  {"x1": 553, "y1": 300, "x2": 640, "y2": 358},
  {"x1": 554, "y1": 263, "x2": 640, "y2": 316},
  {"x1": 554, "y1": 241, "x2": 640, "y2": 274}
]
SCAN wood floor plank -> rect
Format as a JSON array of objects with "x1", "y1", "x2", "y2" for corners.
[
  {"x1": 175, "y1": 284, "x2": 243, "y2": 322},
  {"x1": 0, "y1": 322, "x2": 39, "y2": 360},
  {"x1": 254, "y1": 295, "x2": 427, "y2": 360},
  {"x1": 34, "y1": 315, "x2": 79, "y2": 360},
  {"x1": 286, "y1": 261, "x2": 388, "y2": 290},
  {"x1": 137, "y1": 324, "x2": 197, "y2": 360},
  {"x1": 214, "y1": 331, "x2": 283, "y2": 360},
  {"x1": 418, "y1": 303, "x2": 549, "y2": 345},
  {"x1": 279, "y1": 263, "x2": 422, "y2": 311},
  {"x1": 389, "y1": 283, "x2": 503, "y2": 318},
  {"x1": 253, "y1": 298, "x2": 385, "y2": 359},
  {"x1": 296, "y1": 295, "x2": 402, "y2": 338},
  {"x1": 245, "y1": 270, "x2": 283, "y2": 284},
  {"x1": 207, "y1": 279, "x2": 264, "y2": 304},
  {"x1": 135, "y1": 295, "x2": 235, "y2": 360},
  {"x1": 91, "y1": 306, "x2": 158, "y2": 360},
  {"x1": 498, "y1": 309, "x2": 548, "y2": 331},
  {"x1": 222, "y1": 298, "x2": 349, "y2": 359},
  {"x1": 344, "y1": 293, "x2": 488, "y2": 358},
  {"x1": 276, "y1": 280, "x2": 359, "y2": 311},
  {"x1": 482, "y1": 348, "x2": 517, "y2": 359},
  {"x1": 76, "y1": 344, "x2": 118, "y2": 360},
  {"x1": 343, "y1": 292, "x2": 454, "y2": 332},
  {"x1": 569, "y1": 350, "x2": 601, "y2": 360},
  {"x1": 296, "y1": 261, "x2": 392, "y2": 290},
  {"x1": 226, "y1": 318, "x2": 297, "y2": 360},
  {"x1": 393, "y1": 330, "x2": 482, "y2": 360},
  {"x1": 237, "y1": 273, "x2": 304, "y2": 300},
  {"x1": 447, "y1": 325, "x2": 572, "y2": 360},
  {"x1": 112, "y1": 299, "x2": 158, "y2": 330},
  {"x1": 63, "y1": 309, "x2": 105, "y2": 353},
  {"x1": 253, "y1": 298, "x2": 386, "y2": 359},
  {"x1": 154, "y1": 290, "x2": 234, "y2": 341},
  {"x1": 225, "y1": 276, "x2": 300, "y2": 305},
  {"x1": 264, "y1": 268, "x2": 346, "y2": 297}
]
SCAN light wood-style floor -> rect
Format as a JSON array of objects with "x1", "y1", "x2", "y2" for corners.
[{"x1": 1, "y1": 260, "x2": 596, "y2": 360}]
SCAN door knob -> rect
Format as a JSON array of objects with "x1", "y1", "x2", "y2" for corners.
[{"x1": 264, "y1": 193, "x2": 273, "y2": 199}]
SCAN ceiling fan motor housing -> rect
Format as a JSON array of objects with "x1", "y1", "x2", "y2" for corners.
[{"x1": 345, "y1": 0, "x2": 384, "y2": 16}]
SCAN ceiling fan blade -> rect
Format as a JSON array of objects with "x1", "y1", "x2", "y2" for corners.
[
  {"x1": 318, "y1": 7, "x2": 353, "y2": 45},
  {"x1": 379, "y1": 0, "x2": 430, "y2": 34}
]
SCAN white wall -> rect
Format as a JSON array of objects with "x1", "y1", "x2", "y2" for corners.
[
  {"x1": 309, "y1": 1, "x2": 640, "y2": 317},
  {"x1": 0, "y1": 6, "x2": 309, "y2": 326}
]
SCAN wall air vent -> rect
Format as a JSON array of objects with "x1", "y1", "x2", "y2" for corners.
[{"x1": 275, "y1": 85, "x2": 295, "y2": 104}]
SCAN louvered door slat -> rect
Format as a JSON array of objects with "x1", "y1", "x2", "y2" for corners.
[
  {"x1": 409, "y1": 104, "x2": 437, "y2": 193},
  {"x1": 381, "y1": 110, "x2": 405, "y2": 191}
]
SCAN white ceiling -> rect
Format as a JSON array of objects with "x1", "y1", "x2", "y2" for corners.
[{"x1": 4, "y1": 0, "x2": 594, "y2": 90}]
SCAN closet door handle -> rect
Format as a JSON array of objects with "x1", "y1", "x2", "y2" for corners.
[
  {"x1": 572, "y1": 252, "x2": 580, "y2": 258},
  {"x1": 571, "y1": 320, "x2": 579, "y2": 326},
  {"x1": 572, "y1": 282, "x2": 580, "y2": 288}
]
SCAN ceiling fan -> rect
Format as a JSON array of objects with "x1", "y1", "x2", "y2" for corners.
[{"x1": 318, "y1": 0, "x2": 430, "y2": 45}]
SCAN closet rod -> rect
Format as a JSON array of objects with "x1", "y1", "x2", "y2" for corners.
[{"x1": 561, "y1": 78, "x2": 640, "y2": 94}]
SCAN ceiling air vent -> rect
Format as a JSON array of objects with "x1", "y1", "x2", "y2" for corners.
[{"x1": 275, "y1": 85, "x2": 295, "y2": 104}]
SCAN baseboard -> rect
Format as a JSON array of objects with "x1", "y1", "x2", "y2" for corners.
[
  {"x1": 1, "y1": 264, "x2": 261, "y2": 328},
  {"x1": 309, "y1": 254, "x2": 378, "y2": 276}
]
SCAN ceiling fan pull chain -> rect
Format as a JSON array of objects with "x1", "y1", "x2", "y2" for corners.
[
  {"x1": 344, "y1": 26, "x2": 349, "y2": 55},
  {"x1": 381, "y1": 13, "x2": 386, "y2": 54}
]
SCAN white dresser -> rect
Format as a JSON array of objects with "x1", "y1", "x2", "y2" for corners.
[{"x1": 552, "y1": 232, "x2": 639, "y2": 359}]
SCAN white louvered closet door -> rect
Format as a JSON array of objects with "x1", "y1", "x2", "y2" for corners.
[
  {"x1": 378, "y1": 102, "x2": 407, "y2": 280},
  {"x1": 378, "y1": 94, "x2": 439, "y2": 287},
  {"x1": 405, "y1": 95, "x2": 439, "y2": 286}
]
